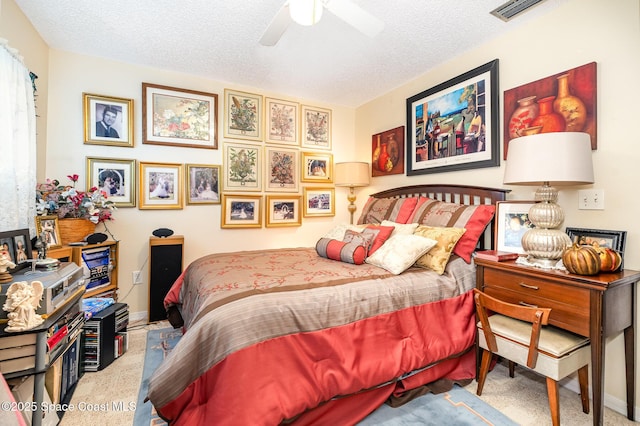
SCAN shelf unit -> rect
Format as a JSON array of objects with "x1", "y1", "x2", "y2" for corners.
[
  {"x1": 71, "y1": 240, "x2": 119, "y2": 300},
  {"x1": 83, "y1": 303, "x2": 129, "y2": 372}
]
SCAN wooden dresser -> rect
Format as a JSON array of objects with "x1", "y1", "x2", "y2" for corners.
[{"x1": 475, "y1": 257, "x2": 640, "y2": 426}]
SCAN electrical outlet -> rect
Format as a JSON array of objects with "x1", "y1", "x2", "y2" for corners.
[
  {"x1": 132, "y1": 270, "x2": 143, "y2": 285},
  {"x1": 578, "y1": 189, "x2": 605, "y2": 210}
]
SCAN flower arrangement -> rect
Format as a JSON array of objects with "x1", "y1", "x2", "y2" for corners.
[{"x1": 36, "y1": 174, "x2": 116, "y2": 223}]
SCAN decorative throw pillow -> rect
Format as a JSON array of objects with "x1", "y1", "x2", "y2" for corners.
[
  {"x1": 413, "y1": 225, "x2": 466, "y2": 275},
  {"x1": 315, "y1": 238, "x2": 367, "y2": 265},
  {"x1": 343, "y1": 229, "x2": 375, "y2": 251},
  {"x1": 381, "y1": 220, "x2": 419, "y2": 236},
  {"x1": 362, "y1": 225, "x2": 395, "y2": 256},
  {"x1": 365, "y1": 234, "x2": 438, "y2": 275},
  {"x1": 356, "y1": 197, "x2": 418, "y2": 225},
  {"x1": 321, "y1": 223, "x2": 366, "y2": 240},
  {"x1": 408, "y1": 197, "x2": 495, "y2": 263}
]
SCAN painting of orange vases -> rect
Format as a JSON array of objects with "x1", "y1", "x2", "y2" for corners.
[
  {"x1": 371, "y1": 126, "x2": 405, "y2": 177},
  {"x1": 503, "y1": 62, "x2": 597, "y2": 159}
]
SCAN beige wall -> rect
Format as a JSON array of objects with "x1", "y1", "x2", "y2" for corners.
[{"x1": 356, "y1": 0, "x2": 640, "y2": 411}]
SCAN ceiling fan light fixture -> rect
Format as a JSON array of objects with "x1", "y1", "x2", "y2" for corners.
[{"x1": 289, "y1": 0, "x2": 323, "y2": 26}]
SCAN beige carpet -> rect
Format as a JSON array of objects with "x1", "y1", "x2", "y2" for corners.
[{"x1": 59, "y1": 323, "x2": 635, "y2": 425}]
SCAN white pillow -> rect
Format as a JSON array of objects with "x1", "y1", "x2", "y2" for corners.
[
  {"x1": 322, "y1": 223, "x2": 366, "y2": 240},
  {"x1": 365, "y1": 234, "x2": 438, "y2": 275},
  {"x1": 381, "y1": 220, "x2": 419, "y2": 236}
]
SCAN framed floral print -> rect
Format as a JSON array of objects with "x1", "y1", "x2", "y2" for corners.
[
  {"x1": 224, "y1": 89, "x2": 263, "y2": 142},
  {"x1": 223, "y1": 143, "x2": 262, "y2": 191},
  {"x1": 303, "y1": 187, "x2": 335, "y2": 217},
  {"x1": 301, "y1": 151, "x2": 333, "y2": 183},
  {"x1": 265, "y1": 97, "x2": 299, "y2": 146},
  {"x1": 265, "y1": 146, "x2": 299, "y2": 192},
  {"x1": 221, "y1": 194, "x2": 262, "y2": 228},
  {"x1": 142, "y1": 83, "x2": 218, "y2": 149},
  {"x1": 186, "y1": 164, "x2": 221, "y2": 204},
  {"x1": 35, "y1": 215, "x2": 62, "y2": 249},
  {"x1": 301, "y1": 105, "x2": 331, "y2": 150},
  {"x1": 83, "y1": 93, "x2": 134, "y2": 147},
  {"x1": 266, "y1": 195, "x2": 302, "y2": 227},
  {"x1": 139, "y1": 162, "x2": 183, "y2": 210},
  {"x1": 86, "y1": 157, "x2": 137, "y2": 207}
]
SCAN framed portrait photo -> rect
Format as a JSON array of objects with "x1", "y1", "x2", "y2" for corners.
[
  {"x1": 35, "y1": 215, "x2": 62, "y2": 249},
  {"x1": 83, "y1": 93, "x2": 134, "y2": 147},
  {"x1": 139, "y1": 162, "x2": 183, "y2": 210},
  {"x1": 301, "y1": 105, "x2": 331, "y2": 150},
  {"x1": 86, "y1": 157, "x2": 137, "y2": 207},
  {"x1": 142, "y1": 83, "x2": 218, "y2": 149},
  {"x1": 0, "y1": 229, "x2": 32, "y2": 272},
  {"x1": 265, "y1": 97, "x2": 299, "y2": 146},
  {"x1": 186, "y1": 164, "x2": 221, "y2": 205},
  {"x1": 221, "y1": 194, "x2": 263, "y2": 228},
  {"x1": 266, "y1": 195, "x2": 302, "y2": 227},
  {"x1": 406, "y1": 59, "x2": 499, "y2": 175},
  {"x1": 494, "y1": 200, "x2": 536, "y2": 254},
  {"x1": 301, "y1": 151, "x2": 333, "y2": 183},
  {"x1": 223, "y1": 143, "x2": 262, "y2": 192},
  {"x1": 265, "y1": 146, "x2": 299, "y2": 192},
  {"x1": 224, "y1": 89, "x2": 263, "y2": 142},
  {"x1": 303, "y1": 187, "x2": 335, "y2": 217}
]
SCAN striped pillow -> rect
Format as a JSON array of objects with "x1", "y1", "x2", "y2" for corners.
[
  {"x1": 356, "y1": 197, "x2": 418, "y2": 225},
  {"x1": 316, "y1": 238, "x2": 367, "y2": 265}
]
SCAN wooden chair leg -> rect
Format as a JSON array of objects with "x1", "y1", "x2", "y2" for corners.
[
  {"x1": 545, "y1": 377, "x2": 560, "y2": 426},
  {"x1": 476, "y1": 349, "x2": 493, "y2": 396},
  {"x1": 508, "y1": 360, "x2": 515, "y2": 378},
  {"x1": 578, "y1": 365, "x2": 590, "y2": 414}
]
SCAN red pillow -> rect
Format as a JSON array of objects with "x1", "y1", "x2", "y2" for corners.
[
  {"x1": 316, "y1": 238, "x2": 367, "y2": 265},
  {"x1": 362, "y1": 225, "x2": 395, "y2": 256}
]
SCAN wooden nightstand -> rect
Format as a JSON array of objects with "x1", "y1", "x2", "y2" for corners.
[{"x1": 475, "y1": 257, "x2": 640, "y2": 426}]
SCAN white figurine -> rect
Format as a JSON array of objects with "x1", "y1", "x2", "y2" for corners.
[
  {"x1": 2, "y1": 281, "x2": 44, "y2": 332},
  {"x1": 0, "y1": 250, "x2": 16, "y2": 273}
]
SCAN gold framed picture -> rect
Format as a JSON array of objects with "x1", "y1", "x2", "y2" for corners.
[
  {"x1": 83, "y1": 93, "x2": 134, "y2": 147},
  {"x1": 303, "y1": 187, "x2": 335, "y2": 217},
  {"x1": 265, "y1": 146, "x2": 299, "y2": 192},
  {"x1": 223, "y1": 143, "x2": 262, "y2": 192},
  {"x1": 139, "y1": 162, "x2": 183, "y2": 210},
  {"x1": 221, "y1": 194, "x2": 263, "y2": 228},
  {"x1": 265, "y1": 97, "x2": 299, "y2": 146},
  {"x1": 301, "y1": 105, "x2": 331, "y2": 150},
  {"x1": 301, "y1": 151, "x2": 333, "y2": 183},
  {"x1": 86, "y1": 157, "x2": 137, "y2": 207},
  {"x1": 223, "y1": 89, "x2": 263, "y2": 142},
  {"x1": 35, "y1": 215, "x2": 62, "y2": 249},
  {"x1": 266, "y1": 195, "x2": 302, "y2": 227},
  {"x1": 186, "y1": 164, "x2": 221, "y2": 205}
]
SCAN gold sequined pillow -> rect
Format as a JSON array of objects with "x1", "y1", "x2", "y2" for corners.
[{"x1": 413, "y1": 225, "x2": 466, "y2": 274}]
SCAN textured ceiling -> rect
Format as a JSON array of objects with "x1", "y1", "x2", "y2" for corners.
[{"x1": 15, "y1": 0, "x2": 565, "y2": 107}]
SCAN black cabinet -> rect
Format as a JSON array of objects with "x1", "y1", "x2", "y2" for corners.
[
  {"x1": 148, "y1": 236, "x2": 183, "y2": 323},
  {"x1": 82, "y1": 303, "x2": 128, "y2": 371}
]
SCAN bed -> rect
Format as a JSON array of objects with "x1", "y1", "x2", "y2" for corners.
[{"x1": 146, "y1": 184, "x2": 509, "y2": 425}]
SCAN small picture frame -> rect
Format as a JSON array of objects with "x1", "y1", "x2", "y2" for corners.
[
  {"x1": 266, "y1": 195, "x2": 302, "y2": 227},
  {"x1": 301, "y1": 105, "x2": 332, "y2": 150},
  {"x1": 0, "y1": 229, "x2": 32, "y2": 272},
  {"x1": 223, "y1": 143, "x2": 262, "y2": 191},
  {"x1": 35, "y1": 215, "x2": 62, "y2": 249},
  {"x1": 221, "y1": 194, "x2": 263, "y2": 228},
  {"x1": 265, "y1": 146, "x2": 299, "y2": 192},
  {"x1": 186, "y1": 164, "x2": 221, "y2": 205},
  {"x1": 139, "y1": 162, "x2": 183, "y2": 210},
  {"x1": 494, "y1": 200, "x2": 536, "y2": 254},
  {"x1": 86, "y1": 157, "x2": 137, "y2": 207},
  {"x1": 83, "y1": 93, "x2": 134, "y2": 147},
  {"x1": 303, "y1": 187, "x2": 335, "y2": 217},
  {"x1": 301, "y1": 151, "x2": 333, "y2": 183},
  {"x1": 265, "y1": 97, "x2": 299, "y2": 146},
  {"x1": 566, "y1": 227, "x2": 627, "y2": 260},
  {"x1": 224, "y1": 89, "x2": 263, "y2": 142},
  {"x1": 142, "y1": 83, "x2": 218, "y2": 149}
]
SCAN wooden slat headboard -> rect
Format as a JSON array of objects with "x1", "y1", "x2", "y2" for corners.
[{"x1": 368, "y1": 184, "x2": 511, "y2": 250}]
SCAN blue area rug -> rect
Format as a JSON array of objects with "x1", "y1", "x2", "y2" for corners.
[{"x1": 134, "y1": 328, "x2": 516, "y2": 426}]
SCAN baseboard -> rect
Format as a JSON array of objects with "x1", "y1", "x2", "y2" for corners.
[
  {"x1": 561, "y1": 376, "x2": 634, "y2": 418},
  {"x1": 129, "y1": 310, "x2": 147, "y2": 326}
]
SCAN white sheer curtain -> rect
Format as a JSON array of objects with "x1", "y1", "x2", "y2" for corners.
[{"x1": 0, "y1": 39, "x2": 37, "y2": 235}]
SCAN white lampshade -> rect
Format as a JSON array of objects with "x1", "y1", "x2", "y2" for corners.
[
  {"x1": 334, "y1": 162, "x2": 370, "y2": 187},
  {"x1": 504, "y1": 132, "x2": 594, "y2": 185},
  {"x1": 289, "y1": 0, "x2": 323, "y2": 26}
]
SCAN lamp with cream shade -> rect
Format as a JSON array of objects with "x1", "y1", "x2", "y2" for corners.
[
  {"x1": 334, "y1": 162, "x2": 370, "y2": 224},
  {"x1": 503, "y1": 132, "x2": 594, "y2": 267}
]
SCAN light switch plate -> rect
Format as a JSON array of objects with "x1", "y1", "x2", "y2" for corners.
[{"x1": 578, "y1": 189, "x2": 604, "y2": 210}]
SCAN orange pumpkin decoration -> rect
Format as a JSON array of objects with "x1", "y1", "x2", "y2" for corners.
[
  {"x1": 591, "y1": 243, "x2": 623, "y2": 273},
  {"x1": 562, "y1": 243, "x2": 600, "y2": 275}
]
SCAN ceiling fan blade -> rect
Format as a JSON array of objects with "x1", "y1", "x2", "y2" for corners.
[
  {"x1": 324, "y1": 0, "x2": 384, "y2": 38},
  {"x1": 259, "y1": 3, "x2": 292, "y2": 46}
]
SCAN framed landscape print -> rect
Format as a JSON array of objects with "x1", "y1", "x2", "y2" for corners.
[
  {"x1": 301, "y1": 105, "x2": 331, "y2": 150},
  {"x1": 265, "y1": 146, "x2": 299, "y2": 192},
  {"x1": 86, "y1": 157, "x2": 137, "y2": 207},
  {"x1": 301, "y1": 151, "x2": 333, "y2": 183},
  {"x1": 303, "y1": 187, "x2": 335, "y2": 217},
  {"x1": 142, "y1": 83, "x2": 218, "y2": 149},
  {"x1": 494, "y1": 200, "x2": 535, "y2": 254},
  {"x1": 406, "y1": 59, "x2": 499, "y2": 175},
  {"x1": 221, "y1": 194, "x2": 262, "y2": 228},
  {"x1": 186, "y1": 164, "x2": 221, "y2": 204},
  {"x1": 224, "y1": 89, "x2": 263, "y2": 142},
  {"x1": 139, "y1": 162, "x2": 183, "y2": 210},
  {"x1": 83, "y1": 93, "x2": 134, "y2": 147},
  {"x1": 266, "y1": 195, "x2": 302, "y2": 227},
  {"x1": 265, "y1": 97, "x2": 299, "y2": 145},
  {"x1": 223, "y1": 143, "x2": 262, "y2": 191}
]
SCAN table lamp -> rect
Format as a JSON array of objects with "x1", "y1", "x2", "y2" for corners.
[
  {"x1": 503, "y1": 132, "x2": 594, "y2": 266},
  {"x1": 334, "y1": 162, "x2": 370, "y2": 224}
]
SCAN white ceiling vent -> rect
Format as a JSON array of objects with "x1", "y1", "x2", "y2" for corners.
[{"x1": 490, "y1": 0, "x2": 548, "y2": 22}]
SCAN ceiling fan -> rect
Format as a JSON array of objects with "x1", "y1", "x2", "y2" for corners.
[{"x1": 260, "y1": 0, "x2": 384, "y2": 46}]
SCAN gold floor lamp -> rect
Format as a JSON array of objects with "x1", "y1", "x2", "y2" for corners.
[{"x1": 334, "y1": 162, "x2": 370, "y2": 224}]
